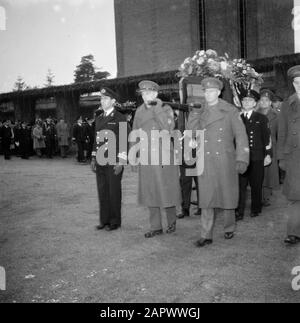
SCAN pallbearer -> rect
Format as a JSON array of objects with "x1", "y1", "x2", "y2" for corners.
[
  {"x1": 130, "y1": 80, "x2": 181, "y2": 238},
  {"x1": 187, "y1": 77, "x2": 249, "y2": 247},
  {"x1": 278, "y1": 65, "x2": 300, "y2": 245}
]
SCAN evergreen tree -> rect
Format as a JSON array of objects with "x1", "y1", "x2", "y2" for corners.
[
  {"x1": 74, "y1": 54, "x2": 110, "y2": 83},
  {"x1": 45, "y1": 69, "x2": 55, "y2": 87},
  {"x1": 13, "y1": 76, "x2": 27, "y2": 91}
]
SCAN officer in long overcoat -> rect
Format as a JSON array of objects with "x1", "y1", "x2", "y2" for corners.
[
  {"x1": 16, "y1": 121, "x2": 31, "y2": 159},
  {"x1": 187, "y1": 77, "x2": 249, "y2": 247},
  {"x1": 130, "y1": 80, "x2": 181, "y2": 238},
  {"x1": 91, "y1": 87, "x2": 128, "y2": 231},
  {"x1": 278, "y1": 65, "x2": 300, "y2": 245}
]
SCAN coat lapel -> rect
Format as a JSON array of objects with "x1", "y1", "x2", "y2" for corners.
[
  {"x1": 288, "y1": 94, "x2": 300, "y2": 118},
  {"x1": 202, "y1": 102, "x2": 225, "y2": 127},
  {"x1": 139, "y1": 104, "x2": 158, "y2": 128},
  {"x1": 96, "y1": 109, "x2": 116, "y2": 129},
  {"x1": 197, "y1": 107, "x2": 209, "y2": 129}
]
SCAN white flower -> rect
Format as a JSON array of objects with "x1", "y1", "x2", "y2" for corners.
[
  {"x1": 192, "y1": 55, "x2": 197, "y2": 60},
  {"x1": 199, "y1": 50, "x2": 205, "y2": 56},
  {"x1": 206, "y1": 49, "x2": 218, "y2": 57},
  {"x1": 220, "y1": 61, "x2": 228, "y2": 70},
  {"x1": 197, "y1": 57, "x2": 205, "y2": 65},
  {"x1": 184, "y1": 57, "x2": 191, "y2": 64}
]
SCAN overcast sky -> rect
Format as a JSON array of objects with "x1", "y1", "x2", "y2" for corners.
[{"x1": 0, "y1": 0, "x2": 117, "y2": 93}]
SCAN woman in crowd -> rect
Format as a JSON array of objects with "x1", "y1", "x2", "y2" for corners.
[{"x1": 32, "y1": 120, "x2": 46, "y2": 157}]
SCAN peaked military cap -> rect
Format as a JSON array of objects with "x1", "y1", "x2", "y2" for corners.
[
  {"x1": 138, "y1": 80, "x2": 160, "y2": 92},
  {"x1": 201, "y1": 77, "x2": 223, "y2": 90},
  {"x1": 287, "y1": 65, "x2": 300, "y2": 80},
  {"x1": 242, "y1": 89, "x2": 260, "y2": 101},
  {"x1": 273, "y1": 94, "x2": 283, "y2": 102},
  {"x1": 100, "y1": 87, "x2": 119, "y2": 101},
  {"x1": 260, "y1": 89, "x2": 274, "y2": 101}
]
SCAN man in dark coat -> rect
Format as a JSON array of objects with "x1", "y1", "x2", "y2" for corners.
[
  {"x1": 72, "y1": 116, "x2": 88, "y2": 163},
  {"x1": 236, "y1": 90, "x2": 272, "y2": 220},
  {"x1": 187, "y1": 77, "x2": 249, "y2": 247},
  {"x1": 85, "y1": 118, "x2": 94, "y2": 161},
  {"x1": 0, "y1": 120, "x2": 14, "y2": 160},
  {"x1": 15, "y1": 121, "x2": 31, "y2": 159},
  {"x1": 91, "y1": 88, "x2": 129, "y2": 231},
  {"x1": 43, "y1": 117, "x2": 56, "y2": 158},
  {"x1": 257, "y1": 89, "x2": 280, "y2": 206},
  {"x1": 13, "y1": 121, "x2": 21, "y2": 157},
  {"x1": 278, "y1": 65, "x2": 300, "y2": 245}
]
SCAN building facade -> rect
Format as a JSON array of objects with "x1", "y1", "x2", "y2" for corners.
[{"x1": 114, "y1": 0, "x2": 295, "y2": 77}]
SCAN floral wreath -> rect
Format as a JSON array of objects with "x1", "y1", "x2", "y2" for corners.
[{"x1": 177, "y1": 49, "x2": 263, "y2": 106}]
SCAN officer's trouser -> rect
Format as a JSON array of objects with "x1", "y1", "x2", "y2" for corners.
[
  {"x1": 148, "y1": 206, "x2": 177, "y2": 231},
  {"x1": 287, "y1": 201, "x2": 300, "y2": 238},
  {"x1": 201, "y1": 208, "x2": 236, "y2": 240}
]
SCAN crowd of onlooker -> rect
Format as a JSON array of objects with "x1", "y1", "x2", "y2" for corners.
[{"x1": 0, "y1": 116, "x2": 95, "y2": 163}]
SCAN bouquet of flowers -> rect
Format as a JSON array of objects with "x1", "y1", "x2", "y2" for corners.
[{"x1": 177, "y1": 49, "x2": 263, "y2": 106}]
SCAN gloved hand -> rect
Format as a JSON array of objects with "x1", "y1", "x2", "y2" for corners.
[
  {"x1": 91, "y1": 157, "x2": 97, "y2": 173},
  {"x1": 236, "y1": 161, "x2": 248, "y2": 174},
  {"x1": 152, "y1": 98, "x2": 163, "y2": 112},
  {"x1": 188, "y1": 139, "x2": 198, "y2": 149},
  {"x1": 279, "y1": 159, "x2": 286, "y2": 171},
  {"x1": 264, "y1": 155, "x2": 272, "y2": 167}
]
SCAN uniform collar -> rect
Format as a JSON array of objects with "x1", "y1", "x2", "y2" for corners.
[
  {"x1": 103, "y1": 107, "x2": 115, "y2": 117},
  {"x1": 243, "y1": 110, "x2": 254, "y2": 119}
]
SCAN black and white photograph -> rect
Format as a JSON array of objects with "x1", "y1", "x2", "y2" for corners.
[{"x1": 0, "y1": 0, "x2": 300, "y2": 307}]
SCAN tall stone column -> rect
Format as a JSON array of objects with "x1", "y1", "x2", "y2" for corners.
[{"x1": 205, "y1": 0, "x2": 240, "y2": 58}]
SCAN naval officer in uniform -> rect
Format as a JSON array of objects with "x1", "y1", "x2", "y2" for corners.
[
  {"x1": 236, "y1": 90, "x2": 272, "y2": 220},
  {"x1": 91, "y1": 87, "x2": 128, "y2": 231}
]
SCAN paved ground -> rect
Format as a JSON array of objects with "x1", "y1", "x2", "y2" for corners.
[{"x1": 0, "y1": 156, "x2": 299, "y2": 303}]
